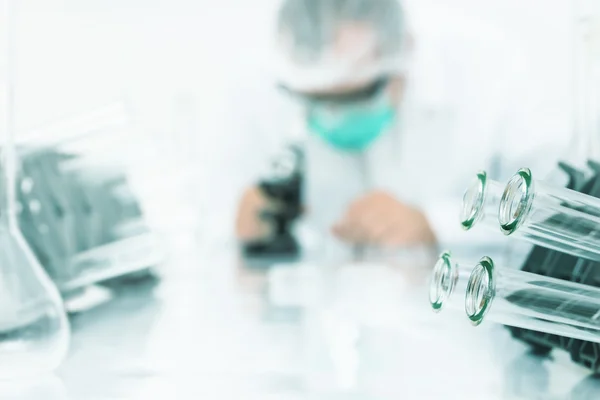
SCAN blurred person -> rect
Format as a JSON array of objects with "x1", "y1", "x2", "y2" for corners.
[{"x1": 230, "y1": 0, "x2": 567, "y2": 257}]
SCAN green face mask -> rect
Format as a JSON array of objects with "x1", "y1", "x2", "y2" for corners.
[{"x1": 307, "y1": 99, "x2": 396, "y2": 152}]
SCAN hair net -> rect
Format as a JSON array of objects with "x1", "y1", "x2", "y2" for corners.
[{"x1": 272, "y1": 0, "x2": 408, "y2": 92}]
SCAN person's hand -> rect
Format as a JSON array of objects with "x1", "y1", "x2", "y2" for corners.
[
  {"x1": 332, "y1": 191, "x2": 436, "y2": 247},
  {"x1": 235, "y1": 186, "x2": 279, "y2": 242}
]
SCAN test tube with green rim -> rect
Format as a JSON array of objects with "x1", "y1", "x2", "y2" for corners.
[
  {"x1": 465, "y1": 256, "x2": 600, "y2": 343},
  {"x1": 429, "y1": 251, "x2": 473, "y2": 313},
  {"x1": 499, "y1": 168, "x2": 600, "y2": 261},
  {"x1": 460, "y1": 171, "x2": 505, "y2": 231}
]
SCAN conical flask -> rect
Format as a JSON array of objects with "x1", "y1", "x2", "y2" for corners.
[{"x1": 0, "y1": 0, "x2": 70, "y2": 378}]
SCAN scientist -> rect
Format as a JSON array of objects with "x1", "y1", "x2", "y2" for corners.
[{"x1": 232, "y1": 0, "x2": 567, "y2": 254}]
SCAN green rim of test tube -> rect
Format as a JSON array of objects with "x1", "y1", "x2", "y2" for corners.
[
  {"x1": 499, "y1": 168, "x2": 533, "y2": 235},
  {"x1": 466, "y1": 256, "x2": 496, "y2": 326},
  {"x1": 460, "y1": 171, "x2": 487, "y2": 230},
  {"x1": 429, "y1": 251, "x2": 455, "y2": 312}
]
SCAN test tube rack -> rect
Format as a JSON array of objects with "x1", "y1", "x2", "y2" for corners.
[
  {"x1": 507, "y1": 160, "x2": 600, "y2": 370},
  {"x1": 15, "y1": 146, "x2": 158, "y2": 293}
]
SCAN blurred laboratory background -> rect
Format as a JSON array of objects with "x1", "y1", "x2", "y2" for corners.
[{"x1": 2, "y1": 0, "x2": 600, "y2": 399}]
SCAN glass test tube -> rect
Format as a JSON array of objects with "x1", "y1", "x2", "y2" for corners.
[
  {"x1": 460, "y1": 171, "x2": 504, "y2": 231},
  {"x1": 499, "y1": 168, "x2": 600, "y2": 261},
  {"x1": 465, "y1": 256, "x2": 600, "y2": 343},
  {"x1": 429, "y1": 251, "x2": 473, "y2": 313}
]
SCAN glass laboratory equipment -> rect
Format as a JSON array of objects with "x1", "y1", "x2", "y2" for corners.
[
  {"x1": 460, "y1": 171, "x2": 504, "y2": 231},
  {"x1": 429, "y1": 251, "x2": 472, "y2": 313},
  {"x1": 568, "y1": 0, "x2": 600, "y2": 168},
  {"x1": 464, "y1": 256, "x2": 600, "y2": 343},
  {"x1": 16, "y1": 103, "x2": 166, "y2": 293},
  {"x1": 0, "y1": 0, "x2": 70, "y2": 377},
  {"x1": 537, "y1": 0, "x2": 600, "y2": 188},
  {"x1": 499, "y1": 167, "x2": 600, "y2": 261}
]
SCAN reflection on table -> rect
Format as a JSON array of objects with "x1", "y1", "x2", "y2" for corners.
[{"x1": 3, "y1": 247, "x2": 600, "y2": 399}]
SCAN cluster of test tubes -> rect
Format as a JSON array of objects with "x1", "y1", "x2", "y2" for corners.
[
  {"x1": 430, "y1": 0, "x2": 600, "y2": 359},
  {"x1": 430, "y1": 166, "x2": 600, "y2": 348},
  {"x1": 13, "y1": 104, "x2": 166, "y2": 294}
]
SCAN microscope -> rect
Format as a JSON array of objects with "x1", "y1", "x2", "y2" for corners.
[{"x1": 242, "y1": 145, "x2": 304, "y2": 262}]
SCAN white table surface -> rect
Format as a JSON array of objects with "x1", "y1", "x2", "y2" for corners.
[{"x1": 5, "y1": 247, "x2": 600, "y2": 400}]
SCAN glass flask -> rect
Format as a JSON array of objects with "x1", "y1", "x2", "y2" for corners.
[
  {"x1": 429, "y1": 251, "x2": 472, "y2": 313},
  {"x1": 460, "y1": 171, "x2": 504, "y2": 231},
  {"x1": 568, "y1": 0, "x2": 600, "y2": 168},
  {"x1": 16, "y1": 103, "x2": 166, "y2": 293},
  {"x1": 0, "y1": 0, "x2": 70, "y2": 377},
  {"x1": 464, "y1": 256, "x2": 600, "y2": 343},
  {"x1": 543, "y1": 0, "x2": 600, "y2": 187},
  {"x1": 499, "y1": 167, "x2": 600, "y2": 261}
]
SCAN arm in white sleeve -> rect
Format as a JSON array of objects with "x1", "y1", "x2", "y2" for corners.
[
  {"x1": 413, "y1": 21, "x2": 569, "y2": 251},
  {"x1": 206, "y1": 73, "x2": 295, "y2": 237},
  {"x1": 417, "y1": 43, "x2": 532, "y2": 248},
  {"x1": 422, "y1": 40, "x2": 569, "y2": 251},
  {"x1": 488, "y1": 41, "x2": 570, "y2": 182}
]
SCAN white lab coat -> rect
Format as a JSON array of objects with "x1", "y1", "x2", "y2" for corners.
[{"x1": 219, "y1": 4, "x2": 570, "y2": 259}]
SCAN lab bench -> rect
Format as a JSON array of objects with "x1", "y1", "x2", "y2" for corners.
[{"x1": 9, "y1": 252, "x2": 600, "y2": 400}]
